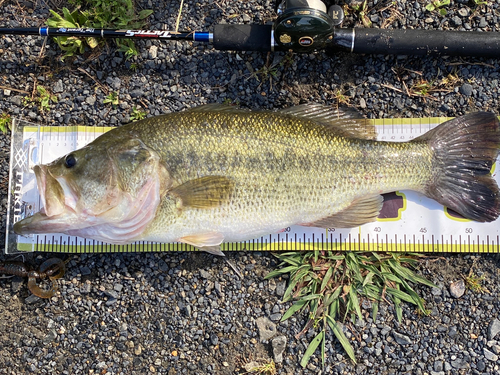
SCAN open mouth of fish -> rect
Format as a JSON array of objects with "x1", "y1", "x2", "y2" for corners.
[{"x1": 13, "y1": 165, "x2": 81, "y2": 235}]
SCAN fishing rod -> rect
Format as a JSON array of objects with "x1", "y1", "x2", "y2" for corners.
[{"x1": 1, "y1": 0, "x2": 500, "y2": 57}]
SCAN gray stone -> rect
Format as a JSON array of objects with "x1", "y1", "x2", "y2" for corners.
[
  {"x1": 85, "y1": 96, "x2": 96, "y2": 105},
  {"x1": 200, "y1": 269, "x2": 211, "y2": 279},
  {"x1": 477, "y1": 360, "x2": 486, "y2": 371},
  {"x1": 448, "y1": 326, "x2": 458, "y2": 337},
  {"x1": 114, "y1": 284, "x2": 123, "y2": 292},
  {"x1": 25, "y1": 294, "x2": 41, "y2": 304},
  {"x1": 450, "y1": 358, "x2": 469, "y2": 369},
  {"x1": 434, "y1": 360, "x2": 443, "y2": 372},
  {"x1": 459, "y1": 83, "x2": 473, "y2": 97},
  {"x1": 484, "y1": 348, "x2": 499, "y2": 362},
  {"x1": 255, "y1": 317, "x2": 277, "y2": 342},
  {"x1": 149, "y1": 45, "x2": 158, "y2": 59},
  {"x1": 431, "y1": 284, "x2": 442, "y2": 296},
  {"x1": 42, "y1": 330, "x2": 57, "y2": 344},
  {"x1": 130, "y1": 89, "x2": 144, "y2": 98},
  {"x1": 393, "y1": 331, "x2": 412, "y2": 346},
  {"x1": 11, "y1": 276, "x2": 23, "y2": 293},
  {"x1": 275, "y1": 281, "x2": 286, "y2": 296},
  {"x1": 104, "y1": 289, "x2": 119, "y2": 299},
  {"x1": 272, "y1": 335, "x2": 287, "y2": 363},
  {"x1": 488, "y1": 319, "x2": 500, "y2": 340},
  {"x1": 450, "y1": 279, "x2": 466, "y2": 298},
  {"x1": 269, "y1": 313, "x2": 282, "y2": 321},
  {"x1": 80, "y1": 266, "x2": 91, "y2": 276},
  {"x1": 452, "y1": 16, "x2": 462, "y2": 26},
  {"x1": 210, "y1": 333, "x2": 218, "y2": 345},
  {"x1": 53, "y1": 80, "x2": 64, "y2": 93}
]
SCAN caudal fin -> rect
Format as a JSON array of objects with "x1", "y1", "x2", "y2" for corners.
[{"x1": 417, "y1": 112, "x2": 500, "y2": 222}]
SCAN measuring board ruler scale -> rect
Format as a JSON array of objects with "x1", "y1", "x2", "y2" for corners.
[{"x1": 5, "y1": 117, "x2": 500, "y2": 254}]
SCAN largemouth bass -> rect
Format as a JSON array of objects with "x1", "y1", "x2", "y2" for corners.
[{"x1": 14, "y1": 104, "x2": 500, "y2": 255}]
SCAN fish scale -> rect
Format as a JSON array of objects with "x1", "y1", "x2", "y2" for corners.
[{"x1": 122, "y1": 110, "x2": 434, "y2": 243}]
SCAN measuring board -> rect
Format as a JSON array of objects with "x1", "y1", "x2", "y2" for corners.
[{"x1": 5, "y1": 117, "x2": 500, "y2": 254}]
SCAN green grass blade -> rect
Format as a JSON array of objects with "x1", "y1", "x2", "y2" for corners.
[
  {"x1": 265, "y1": 265, "x2": 299, "y2": 279},
  {"x1": 372, "y1": 301, "x2": 379, "y2": 320},
  {"x1": 300, "y1": 331, "x2": 324, "y2": 368},
  {"x1": 386, "y1": 287, "x2": 415, "y2": 304},
  {"x1": 320, "y1": 266, "x2": 334, "y2": 292},
  {"x1": 327, "y1": 316, "x2": 356, "y2": 363},
  {"x1": 349, "y1": 285, "x2": 363, "y2": 321},
  {"x1": 281, "y1": 299, "x2": 308, "y2": 321}
]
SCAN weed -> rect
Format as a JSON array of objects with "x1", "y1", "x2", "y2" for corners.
[
  {"x1": 411, "y1": 79, "x2": 434, "y2": 97},
  {"x1": 425, "y1": 0, "x2": 450, "y2": 15},
  {"x1": 266, "y1": 251, "x2": 435, "y2": 367},
  {"x1": 333, "y1": 88, "x2": 350, "y2": 107},
  {"x1": 244, "y1": 359, "x2": 277, "y2": 375},
  {"x1": 103, "y1": 91, "x2": 119, "y2": 106},
  {"x1": 129, "y1": 62, "x2": 139, "y2": 71},
  {"x1": 130, "y1": 106, "x2": 147, "y2": 121},
  {"x1": 463, "y1": 272, "x2": 488, "y2": 293},
  {"x1": 22, "y1": 96, "x2": 33, "y2": 107},
  {"x1": 249, "y1": 51, "x2": 294, "y2": 90},
  {"x1": 462, "y1": 260, "x2": 489, "y2": 293},
  {"x1": 0, "y1": 113, "x2": 12, "y2": 133},
  {"x1": 350, "y1": 0, "x2": 372, "y2": 27},
  {"x1": 37, "y1": 86, "x2": 58, "y2": 112},
  {"x1": 441, "y1": 72, "x2": 460, "y2": 87},
  {"x1": 47, "y1": 0, "x2": 152, "y2": 60},
  {"x1": 47, "y1": 8, "x2": 96, "y2": 59},
  {"x1": 380, "y1": 1, "x2": 402, "y2": 29}
]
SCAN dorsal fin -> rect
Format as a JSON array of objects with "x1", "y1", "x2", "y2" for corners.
[
  {"x1": 186, "y1": 103, "x2": 239, "y2": 112},
  {"x1": 279, "y1": 103, "x2": 376, "y2": 140}
]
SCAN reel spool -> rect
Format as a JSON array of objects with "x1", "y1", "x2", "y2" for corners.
[{"x1": 274, "y1": 0, "x2": 344, "y2": 52}]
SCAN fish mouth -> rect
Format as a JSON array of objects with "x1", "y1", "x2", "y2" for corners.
[
  {"x1": 13, "y1": 211, "x2": 80, "y2": 235},
  {"x1": 35, "y1": 165, "x2": 66, "y2": 217},
  {"x1": 13, "y1": 165, "x2": 80, "y2": 235}
]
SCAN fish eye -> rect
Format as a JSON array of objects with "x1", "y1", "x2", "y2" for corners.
[{"x1": 64, "y1": 154, "x2": 77, "y2": 168}]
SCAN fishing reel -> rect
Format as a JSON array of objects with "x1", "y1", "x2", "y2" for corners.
[{"x1": 274, "y1": 0, "x2": 344, "y2": 52}]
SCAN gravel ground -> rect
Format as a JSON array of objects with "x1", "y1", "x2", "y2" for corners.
[{"x1": 1, "y1": 0, "x2": 500, "y2": 374}]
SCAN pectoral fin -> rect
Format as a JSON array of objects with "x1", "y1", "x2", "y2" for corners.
[
  {"x1": 169, "y1": 176, "x2": 235, "y2": 209},
  {"x1": 179, "y1": 232, "x2": 225, "y2": 256},
  {"x1": 302, "y1": 195, "x2": 384, "y2": 228}
]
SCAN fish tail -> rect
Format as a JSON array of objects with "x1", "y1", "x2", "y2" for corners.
[{"x1": 417, "y1": 112, "x2": 500, "y2": 222}]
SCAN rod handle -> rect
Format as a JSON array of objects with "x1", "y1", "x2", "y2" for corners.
[
  {"x1": 213, "y1": 24, "x2": 273, "y2": 52},
  {"x1": 333, "y1": 28, "x2": 500, "y2": 58}
]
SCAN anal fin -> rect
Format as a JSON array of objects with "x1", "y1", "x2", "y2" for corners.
[
  {"x1": 179, "y1": 232, "x2": 225, "y2": 256},
  {"x1": 302, "y1": 195, "x2": 384, "y2": 228}
]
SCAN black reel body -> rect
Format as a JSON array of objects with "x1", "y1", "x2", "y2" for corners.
[{"x1": 274, "y1": 0, "x2": 343, "y2": 52}]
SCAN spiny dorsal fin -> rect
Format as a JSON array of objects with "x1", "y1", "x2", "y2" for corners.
[
  {"x1": 169, "y1": 176, "x2": 235, "y2": 209},
  {"x1": 186, "y1": 103, "x2": 239, "y2": 112},
  {"x1": 280, "y1": 103, "x2": 376, "y2": 140},
  {"x1": 302, "y1": 195, "x2": 384, "y2": 228}
]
